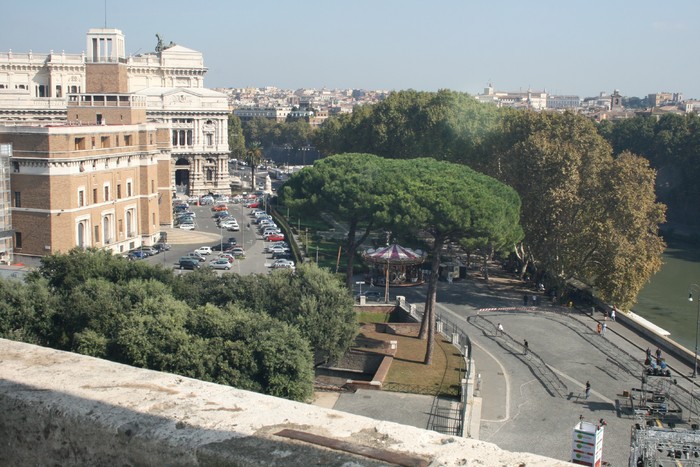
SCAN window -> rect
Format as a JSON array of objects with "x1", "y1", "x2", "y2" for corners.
[
  {"x1": 206, "y1": 168, "x2": 213, "y2": 181},
  {"x1": 104, "y1": 185, "x2": 109, "y2": 201},
  {"x1": 13, "y1": 192, "x2": 20, "y2": 208},
  {"x1": 91, "y1": 137, "x2": 96, "y2": 149},
  {"x1": 75, "y1": 137, "x2": 85, "y2": 150},
  {"x1": 124, "y1": 135, "x2": 132, "y2": 146},
  {"x1": 93, "y1": 188, "x2": 97, "y2": 204},
  {"x1": 101, "y1": 136, "x2": 109, "y2": 148},
  {"x1": 12, "y1": 161, "x2": 19, "y2": 173},
  {"x1": 78, "y1": 189, "x2": 85, "y2": 207},
  {"x1": 55, "y1": 85, "x2": 62, "y2": 98},
  {"x1": 206, "y1": 133, "x2": 213, "y2": 146},
  {"x1": 77, "y1": 222, "x2": 86, "y2": 248},
  {"x1": 14, "y1": 232, "x2": 22, "y2": 249},
  {"x1": 94, "y1": 225, "x2": 99, "y2": 243},
  {"x1": 117, "y1": 184, "x2": 121, "y2": 199},
  {"x1": 96, "y1": 114, "x2": 103, "y2": 125},
  {"x1": 127, "y1": 181, "x2": 132, "y2": 197}
]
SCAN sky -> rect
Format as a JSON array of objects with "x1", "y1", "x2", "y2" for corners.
[{"x1": 2, "y1": 0, "x2": 699, "y2": 98}]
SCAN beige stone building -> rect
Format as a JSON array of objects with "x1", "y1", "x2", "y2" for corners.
[
  {"x1": 0, "y1": 52, "x2": 172, "y2": 260},
  {"x1": 0, "y1": 27, "x2": 229, "y2": 196}
]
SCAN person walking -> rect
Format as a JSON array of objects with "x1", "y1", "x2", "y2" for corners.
[
  {"x1": 601, "y1": 322, "x2": 607, "y2": 336},
  {"x1": 523, "y1": 339, "x2": 529, "y2": 355},
  {"x1": 610, "y1": 307, "x2": 616, "y2": 322},
  {"x1": 585, "y1": 381, "x2": 591, "y2": 400},
  {"x1": 596, "y1": 322, "x2": 602, "y2": 335},
  {"x1": 656, "y1": 347, "x2": 662, "y2": 361},
  {"x1": 497, "y1": 323, "x2": 504, "y2": 336}
]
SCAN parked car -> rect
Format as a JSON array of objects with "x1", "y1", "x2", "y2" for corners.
[
  {"x1": 271, "y1": 251, "x2": 292, "y2": 260},
  {"x1": 194, "y1": 246, "x2": 212, "y2": 256},
  {"x1": 185, "y1": 252, "x2": 206, "y2": 262},
  {"x1": 244, "y1": 202, "x2": 260, "y2": 209},
  {"x1": 218, "y1": 253, "x2": 235, "y2": 263},
  {"x1": 212, "y1": 204, "x2": 228, "y2": 212},
  {"x1": 178, "y1": 258, "x2": 201, "y2": 270},
  {"x1": 230, "y1": 247, "x2": 246, "y2": 257},
  {"x1": 179, "y1": 222, "x2": 195, "y2": 230},
  {"x1": 271, "y1": 259, "x2": 295, "y2": 270},
  {"x1": 268, "y1": 245, "x2": 290, "y2": 255},
  {"x1": 211, "y1": 243, "x2": 234, "y2": 252},
  {"x1": 139, "y1": 246, "x2": 159, "y2": 256},
  {"x1": 153, "y1": 243, "x2": 171, "y2": 253},
  {"x1": 227, "y1": 237, "x2": 238, "y2": 246},
  {"x1": 266, "y1": 233, "x2": 285, "y2": 242},
  {"x1": 210, "y1": 258, "x2": 232, "y2": 270},
  {"x1": 213, "y1": 211, "x2": 230, "y2": 219},
  {"x1": 128, "y1": 250, "x2": 148, "y2": 260}
]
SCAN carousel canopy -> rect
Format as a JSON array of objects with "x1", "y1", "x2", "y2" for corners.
[{"x1": 362, "y1": 244, "x2": 426, "y2": 265}]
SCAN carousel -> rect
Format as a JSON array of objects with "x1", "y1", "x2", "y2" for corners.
[{"x1": 361, "y1": 244, "x2": 427, "y2": 300}]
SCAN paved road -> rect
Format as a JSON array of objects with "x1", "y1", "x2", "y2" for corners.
[{"x1": 389, "y1": 272, "x2": 700, "y2": 466}]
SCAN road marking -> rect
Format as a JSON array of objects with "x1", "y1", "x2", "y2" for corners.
[
  {"x1": 547, "y1": 364, "x2": 614, "y2": 404},
  {"x1": 434, "y1": 301, "x2": 511, "y2": 423}
]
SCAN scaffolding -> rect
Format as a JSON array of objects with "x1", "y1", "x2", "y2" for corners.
[{"x1": 630, "y1": 425, "x2": 700, "y2": 466}]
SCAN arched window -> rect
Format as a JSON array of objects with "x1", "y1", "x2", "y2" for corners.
[
  {"x1": 126, "y1": 210, "x2": 133, "y2": 237},
  {"x1": 103, "y1": 216, "x2": 110, "y2": 243},
  {"x1": 206, "y1": 168, "x2": 213, "y2": 181}
]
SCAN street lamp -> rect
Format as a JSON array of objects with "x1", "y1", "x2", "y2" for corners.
[{"x1": 689, "y1": 284, "x2": 700, "y2": 378}]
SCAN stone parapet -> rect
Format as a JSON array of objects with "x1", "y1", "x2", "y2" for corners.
[{"x1": 0, "y1": 338, "x2": 572, "y2": 466}]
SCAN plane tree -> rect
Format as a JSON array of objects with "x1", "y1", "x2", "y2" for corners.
[{"x1": 474, "y1": 111, "x2": 665, "y2": 309}]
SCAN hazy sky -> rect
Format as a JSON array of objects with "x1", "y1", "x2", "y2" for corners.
[{"x1": 2, "y1": 0, "x2": 699, "y2": 98}]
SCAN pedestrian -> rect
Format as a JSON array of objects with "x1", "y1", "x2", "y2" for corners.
[
  {"x1": 610, "y1": 307, "x2": 616, "y2": 322},
  {"x1": 601, "y1": 322, "x2": 606, "y2": 336},
  {"x1": 656, "y1": 348, "x2": 662, "y2": 361},
  {"x1": 585, "y1": 381, "x2": 591, "y2": 399},
  {"x1": 447, "y1": 274, "x2": 453, "y2": 284},
  {"x1": 596, "y1": 322, "x2": 602, "y2": 335},
  {"x1": 646, "y1": 347, "x2": 652, "y2": 361},
  {"x1": 497, "y1": 323, "x2": 504, "y2": 336},
  {"x1": 532, "y1": 294, "x2": 537, "y2": 306},
  {"x1": 523, "y1": 339, "x2": 529, "y2": 355}
]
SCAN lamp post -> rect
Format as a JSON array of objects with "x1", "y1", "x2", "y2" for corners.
[{"x1": 689, "y1": 284, "x2": 700, "y2": 378}]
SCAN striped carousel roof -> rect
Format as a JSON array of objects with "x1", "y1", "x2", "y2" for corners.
[{"x1": 362, "y1": 244, "x2": 426, "y2": 265}]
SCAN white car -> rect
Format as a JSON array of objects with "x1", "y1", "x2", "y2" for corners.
[
  {"x1": 179, "y1": 223, "x2": 195, "y2": 230},
  {"x1": 194, "y1": 246, "x2": 212, "y2": 255},
  {"x1": 271, "y1": 259, "x2": 295, "y2": 269},
  {"x1": 268, "y1": 245, "x2": 290, "y2": 255},
  {"x1": 210, "y1": 258, "x2": 232, "y2": 270}
]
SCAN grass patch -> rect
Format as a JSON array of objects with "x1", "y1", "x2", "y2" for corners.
[
  {"x1": 357, "y1": 312, "x2": 391, "y2": 324},
  {"x1": 356, "y1": 323, "x2": 464, "y2": 398}
]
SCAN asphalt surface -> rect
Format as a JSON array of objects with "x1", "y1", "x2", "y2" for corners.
[{"x1": 140, "y1": 198, "x2": 277, "y2": 276}]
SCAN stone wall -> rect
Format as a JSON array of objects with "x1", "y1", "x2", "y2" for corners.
[{"x1": 0, "y1": 338, "x2": 573, "y2": 466}]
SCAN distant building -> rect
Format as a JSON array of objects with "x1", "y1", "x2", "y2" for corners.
[
  {"x1": 233, "y1": 106, "x2": 292, "y2": 122},
  {"x1": 648, "y1": 92, "x2": 683, "y2": 108},
  {"x1": 475, "y1": 83, "x2": 547, "y2": 110},
  {"x1": 546, "y1": 95, "x2": 581, "y2": 110}
]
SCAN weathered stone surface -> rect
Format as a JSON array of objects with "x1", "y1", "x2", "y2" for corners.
[{"x1": 0, "y1": 338, "x2": 573, "y2": 466}]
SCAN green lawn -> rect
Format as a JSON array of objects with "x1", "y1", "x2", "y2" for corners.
[{"x1": 356, "y1": 313, "x2": 464, "y2": 398}]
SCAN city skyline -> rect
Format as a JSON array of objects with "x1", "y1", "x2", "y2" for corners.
[{"x1": 2, "y1": 0, "x2": 700, "y2": 99}]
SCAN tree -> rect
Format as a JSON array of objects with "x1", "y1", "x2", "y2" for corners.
[
  {"x1": 477, "y1": 111, "x2": 665, "y2": 309},
  {"x1": 393, "y1": 158, "x2": 522, "y2": 364},
  {"x1": 279, "y1": 153, "x2": 396, "y2": 289},
  {"x1": 246, "y1": 141, "x2": 264, "y2": 188},
  {"x1": 228, "y1": 114, "x2": 246, "y2": 161},
  {"x1": 313, "y1": 90, "x2": 500, "y2": 162}
]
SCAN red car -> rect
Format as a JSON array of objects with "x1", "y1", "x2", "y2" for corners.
[
  {"x1": 245, "y1": 202, "x2": 260, "y2": 209},
  {"x1": 266, "y1": 233, "x2": 285, "y2": 242}
]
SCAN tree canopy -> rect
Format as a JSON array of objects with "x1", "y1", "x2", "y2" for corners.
[
  {"x1": 0, "y1": 250, "x2": 359, "y2": 401},
  {"x1": 313, "y1": 89, "x2": 500, "y2": 163},
  {"x1": 475, "y1": 111, "x2": 665, "y2": 309}
]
